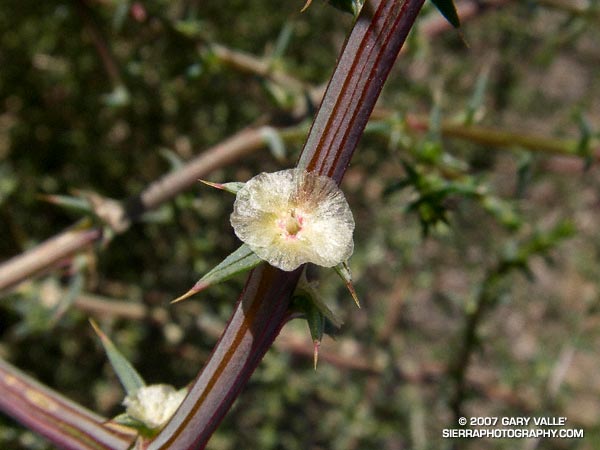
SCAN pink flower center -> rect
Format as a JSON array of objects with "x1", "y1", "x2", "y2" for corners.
[{"x1": 278, "y1": 209, "x2": 304, "y2": 239}]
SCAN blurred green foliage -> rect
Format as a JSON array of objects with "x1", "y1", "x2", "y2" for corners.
[{"x1": 1, "y1": 1, "x2": 600, "y2": 449}]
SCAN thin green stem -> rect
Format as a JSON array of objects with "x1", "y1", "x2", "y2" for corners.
[{"x1": 404, "y1": 114, "x2": 589, "y2": 157}]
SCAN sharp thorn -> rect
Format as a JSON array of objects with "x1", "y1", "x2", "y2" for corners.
[
  {"x1": 170, "y1": 281, "x2": 209, "y2": 304},
  {"x1": 346, "y1": 282, "x2": 360, "y2": 308},
  {"x1": 300, "y1": 0, "x2": 313, "y2": 13},
  {"x1": 199, "y1": 179, "x2": 224, "y2": 190},
  {"x1": 171, "y1": 289, "x2": 197, "y2": 304}
]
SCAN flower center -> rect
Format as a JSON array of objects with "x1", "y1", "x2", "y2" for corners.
[{"x1": 279, "y1": 209, "x2": 303, "y2": 237}]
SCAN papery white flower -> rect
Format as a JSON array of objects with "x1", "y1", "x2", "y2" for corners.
[
  {"x1": 230, "y1": 168, "x2": 354, "y2": 271},
  {"x1": 123, "y1": 384, "x2": 186, "y2": 430}
]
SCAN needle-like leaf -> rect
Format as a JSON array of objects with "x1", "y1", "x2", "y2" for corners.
[
  {"x1": 90, "y1": 319, "x2": 146, "y2": 396},
  {"x1": 199, "y1": 180, "x2": 246, "y2": 194},
  {"x1": 430, "y1": 0, "x2": 460, "y2": 28},
  {"x1": 334, "y1": 262, "x2": 361, "y2": 308},
  {"x1": 172, "y1": 244, "x2": 263, "y2": 303}
]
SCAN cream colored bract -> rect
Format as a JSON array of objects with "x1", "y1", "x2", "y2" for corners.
[
  {"x1": 230, "y1": 169, "x2": 354, "y2": 271},
  {"x1": 123, "y1": 384, "x2": 186, "y2": 430}
]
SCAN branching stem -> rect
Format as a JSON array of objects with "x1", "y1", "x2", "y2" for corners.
[{"x1": 148, "y1": 1, "x2": 426, "y2": 448}]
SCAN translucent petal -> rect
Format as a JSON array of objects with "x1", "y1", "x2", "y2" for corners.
[
  {"x1": 123, "y1": 384, "x2": 186, "y2": 430},
  {"x1": 230, "y1": 169, "x2": 354, "y2": 271}
]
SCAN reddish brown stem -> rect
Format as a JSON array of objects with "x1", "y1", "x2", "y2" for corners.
[
  {"x1": 74, "y1": 0, "x2": 124, "y2": 87},
  {"x1": 149, "y1": 1, "x2": 426, "y2": 448},
  {"x1": 0, "y1": 0, "x2": 514, "y2": 294},
  {"x1": 299, "y1": 0, "x2": 425, "y2": 183},
  {"x1": 0, "y1": 224, "x2": 100, "y2": 294},
  {"x1": 0, "y1": 126, "x2": 290, "y2": 293},
  {"x1": 147, "y1": 265, "x2": 302, "y2": 449},
  {"x1": 0, "y1": 358, "x2": 136, "y2": 450}
]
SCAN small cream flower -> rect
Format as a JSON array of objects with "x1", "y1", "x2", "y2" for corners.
[
  {"x1": 123, "y1": 384, "x2": 186, "y2": 430},
  {"x1": 230, "y1": 168, "x2": 354, "y2": 271}
]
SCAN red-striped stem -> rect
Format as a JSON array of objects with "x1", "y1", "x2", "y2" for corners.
[
  {"x1": 147, "y1": 1, "x2": 426, "y2": 449},
  {"x1": 299, "y1": 0, "x2": 426, "y2": 182},
  {"x1": 0, "y1": 358, "x2": 136, "y2": 450},
  {"x1": 145, "y1": 264, "x2": 302, "y2": 449}
]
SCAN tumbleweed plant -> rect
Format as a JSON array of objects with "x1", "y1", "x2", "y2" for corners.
[{"x1": 1, "y1": 0, "x2": 600, "y2": 449}]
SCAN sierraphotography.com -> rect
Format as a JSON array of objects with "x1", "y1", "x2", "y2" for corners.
[
  {"x1": 443, "y1": 416, "x2": 584, "y2": 440},
  {"x1": 442, "y1": 428, "x2": 584, "y2": 439}
]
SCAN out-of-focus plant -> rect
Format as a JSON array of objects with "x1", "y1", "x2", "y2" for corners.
[{"x1": 1, "y1": 0, "x2": 599, "y2": 449}]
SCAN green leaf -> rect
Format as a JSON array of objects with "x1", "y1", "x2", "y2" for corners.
[
  {"x1": 516, "y1": 152, "x2": 533, "y2": 197},
  {"x1": 426, "y1": 101, "x2": 442, "y2": 145},
  {"x1": 102, "y1": 85, "x2": 130, "y2": 107},
  {"x1": 172, "y1": 244, "x2": 262, "y2": 303},
  {"x1": 480, "y1": 196, "x2": 522, "y2": 231},
  {"x1": 261, "y1": 79, "x2": 296, "y2": 111},
  {"x1": 0, "y1": 164, "x2": 17, "y2": 207},
  {"x1": 90, "y1": 319, "x2": 146, "y2": 396},
  {"x1": 574, "y1": 112, "x2": 593, "y2": 166},
  {"x1": 173, "y1": 19, "x2": 206, "y2": 39},
  {"x1": 328, "y1": 0, "x2": 363, "y2": 16},
  {"x1": 39, "y1": 194, "x2": 93, "y2": 215},
  {"x1": 334, "y1": 262, "x2": 360, "y2": 308},
  {"x1": 430, "y1": 0, "x2": 461, "y2": 28},
  {"x1": 159, "y1": 148, "x2": 186, "y2": 171},
  {"x1": 293, "y1": 274, "x2": 343, "y2": 329},
  {"x1": 294, "y1": 291, "x2": 326, "y2": 369},
  {"x1": 111, "y1": 1, "x2": 130, "y2": 32},
  {"x1": 305, "y1": 305, "x2": 325, "y2": 369},
  {"x1": 292, "y1": 270, "x2": 348, "y2": 368},
  {"x1": 112, "y1": 413, "x2": 143, "y2": 428},
  {"x1": 261, "y1": 126, "x2": 287, "y2": 162},
  {"x1": 464, "y1": 67, "x2": 490, "y2": 125},
  {"x1": 112, "y1": 414, "x2": 155, "y2": 438},
  {"x1": 50, "y1": 256, "x2": 86, "y2": 325},
  {"x1": 271, "y1": 22, "x2": 294, "y2": 60},
  {"x1": 200, "y1": 179, "x2": 245, "y2": 194},
  {"x1": 304, "y1": 303, "x2": 325, "y2": 346}
]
